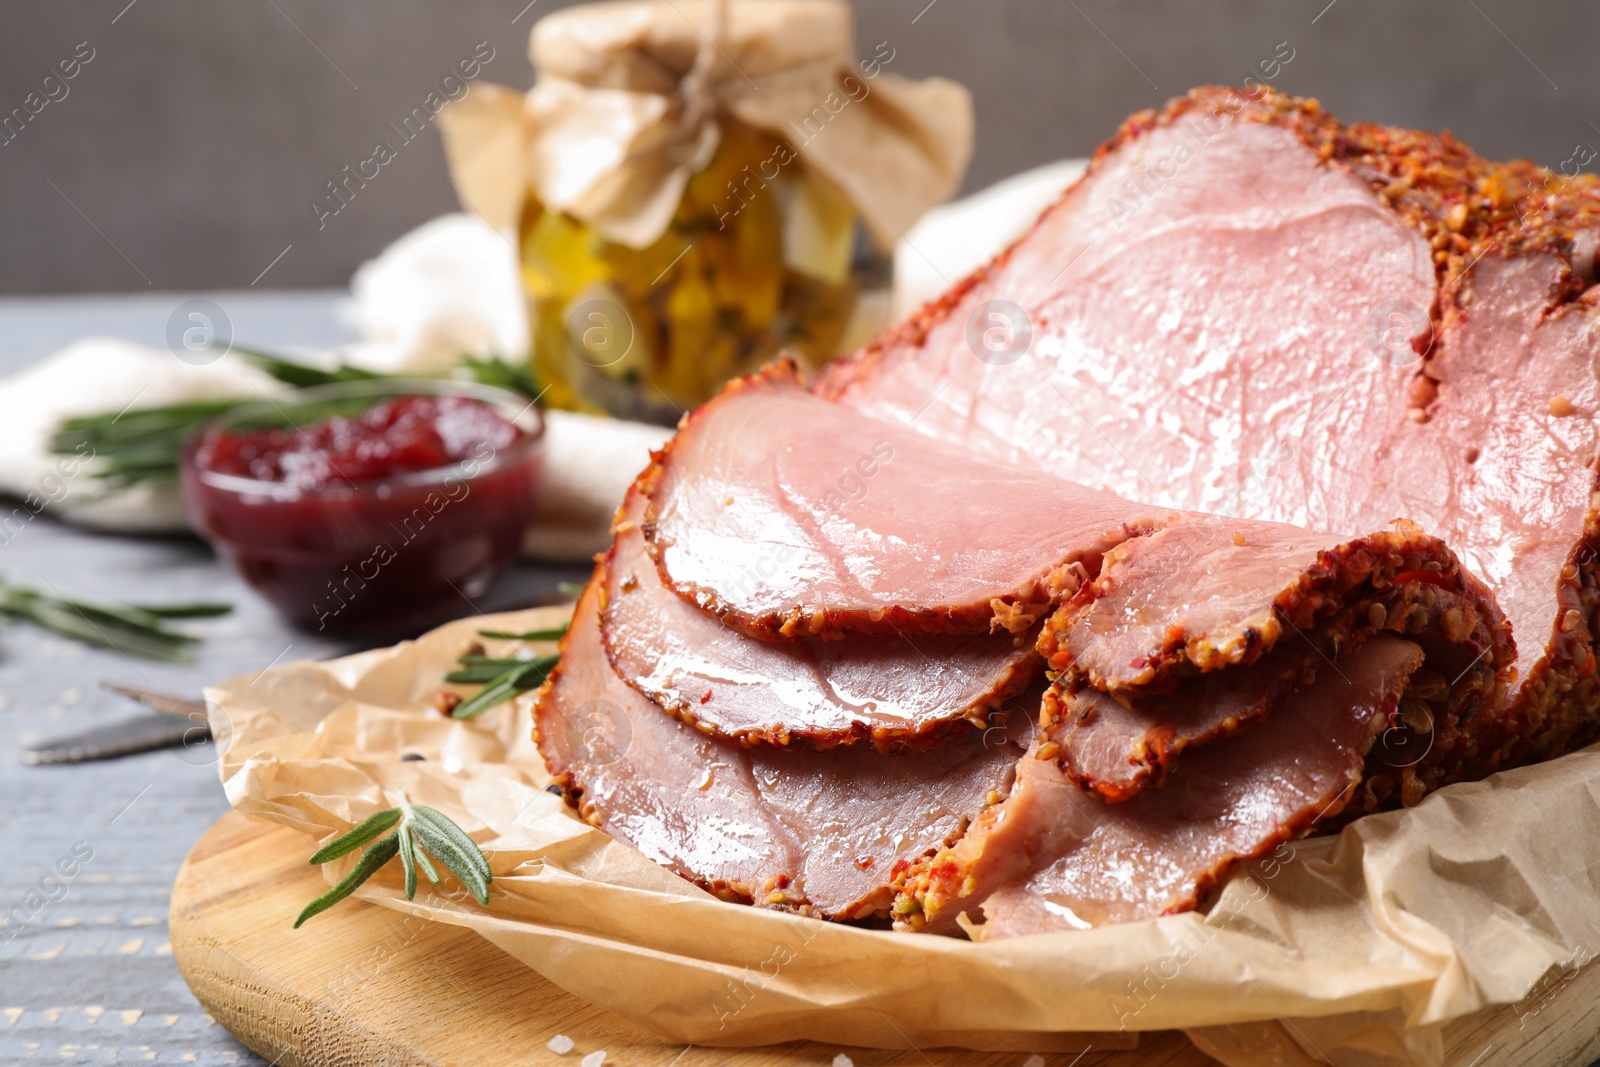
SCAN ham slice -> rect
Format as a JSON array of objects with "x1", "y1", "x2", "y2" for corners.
[
  {"x1": 819, "y1": 85, "x2": 1600, "y2": 769},
  {"x1": 643, "y1": 360, "x2": 1157, "y2": 640},
  {"x1": 603, "y1": 478, "x2": 1040, "y2": 750},
  {"x1": 537, "y1": 575, "x2": 1031, "y2": 918},
  {"x1": 1039, "y1": 518, "x2": 1516, "y2": 802},
  {"x1": 1041, "y1": 644, "x2": 1318, "y2": 803},
  {"x1": 894, "y1": 636, "x2": 1423, "y2": 937},
  {"x1": 1045, "y1": 520, "x2": 1450, "y2": 692}
]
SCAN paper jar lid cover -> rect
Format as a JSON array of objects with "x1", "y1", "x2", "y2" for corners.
[{"x1": 438, "y1": 0, "x2": 974, "y2": 249}]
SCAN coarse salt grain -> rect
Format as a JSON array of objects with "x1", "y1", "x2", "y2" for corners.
[
  {"x1": 581, "y1": 1052, "x2": 606, "y2": 1067},
  {"x1": 547, "y1": 1034, "x2": 574, "y2": 1054},
  {"x1": 832, "y1": 1055, "x2": 854, "y2": 1067}
]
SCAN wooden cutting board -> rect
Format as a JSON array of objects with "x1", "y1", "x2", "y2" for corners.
[
  {"x1": 170, "y1": 813, "x2": 1600, "y2": 1067},
  {"x1": 168, "y1": 812, "x2": 1199, "y2": 1066}
]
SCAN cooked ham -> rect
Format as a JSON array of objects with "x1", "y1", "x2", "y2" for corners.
[
  {"x1": 1041, "y1": 643, "x2": 1317, "y2": 802},
  {"x1": 1045, "y1": 520, "x2": 1407, "y2": 692},
  {"x1": 1039, "y1": 518, "x2": 1515, "y2": 802},
  {"x1": 819, "y1": 85, "x2": 1600, "y2": 767},
  {"x1": 895, "y1": 636, "x2": 1423, "y2": 937},
  {"x1": 537, "y1": 575, "x2": 1030, "y2": 918},
  {"x1": 636, "y1": 354, "x2": 1516, "y2": 784},
  {"x1": 642, "y1": 360, "x2": 1157, "y2": 640},
  {"x1": 533, "y1": 86, "x2": 1599, "y2": 941},
  {"x1": 603, "y1": 479, "x2": 1040, "y2": 750}
]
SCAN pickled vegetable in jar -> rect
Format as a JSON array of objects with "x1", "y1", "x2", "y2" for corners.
[{"x1": 521, "y1": 122, "x2": 882, "y2": 423}]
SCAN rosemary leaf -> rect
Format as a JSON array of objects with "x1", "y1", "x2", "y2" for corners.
[
  {"x1": 443, "y1": 664, "x2": 524, "y2": 685},
  {"x1": 53, "y1": 399, "x2": 240, "y2": 447},
  {"x1": 51, "y1": 400, "x2": 243, "y2": 489},
  {"x1": 414, "y1": 838, "x2": 441, "y2": 885},
  {"x1": 61, "y1": 599, "x2": 184, "y2": 635},
  {"x1": 457, "y1": 356, "x2": 541, "y2": 398},
  {"x1": 307, "y1": 808, "x2": 402, "y2": 864},
  {"x1": 396, "y1": 824, "x2": 419, "y2": 901},
  {"x1": 411, "y1": 806, "x2": 492, "y2": 882},
  {"x1": 294, "y1": 834, "x2": 401, "y2": 928},
  {"x1": 21, "y1": 600, "x2": 191, "y2": 663},
  {"x1": 409, "y1": 812, "x2": 491, "y2": 905},
  {"x1": 448, "y1": 671, "x2": 525, "y2": 720},
  {"x1": 444, "y1": 655, "x2": 550, "y2": 684},
  {"x1": 234, "y1": 346, "x2": 385, "y2": 388},
  {"x1": 477, "y1": 624, "x2": 568, "y2": 642},
  {"x1": 134, "y1": 602, "x2": 234, "y2": 619}
]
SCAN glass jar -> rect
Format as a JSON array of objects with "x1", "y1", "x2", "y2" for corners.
[{"x1": 520, "y1": 120, "x2": 885, "y2": 424}]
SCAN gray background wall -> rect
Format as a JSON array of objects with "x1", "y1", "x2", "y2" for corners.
[{"x1": 2, "y1": 0, "x2": 1595, "y2": 294}]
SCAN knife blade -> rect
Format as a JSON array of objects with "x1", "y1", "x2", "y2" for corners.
[
  {"x1": 100, "y1": 682, "x2": 202, "y2": 716},
  {"x1": 22, "y1": 684, "x2": 209, "y2": 765}
]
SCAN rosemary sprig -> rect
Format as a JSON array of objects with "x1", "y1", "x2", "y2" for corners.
[
  {"x1": 0, "y1": 577, "x2": 230, "y2": 662},
  {"x1": 442, "y1": 622, "x2": 567, "y2": 718},
  {"x1": 450, "y1": 655, "x2": 559, "y2": 719},
  {"x1": 49, "y1": 347, "x2": 542, "y2": 488},
  {"x1": 53, "y1": 399, "x2": 243, "y2": 486},
  {"x1": 295, "y1": 793, "x2": 491, "y2": 927},
  {"x1": 297, "y1": 629, "x2": 561, "y2": 922}
]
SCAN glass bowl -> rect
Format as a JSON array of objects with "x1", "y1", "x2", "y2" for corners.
[{"x1": 180, "y1": 378, "x2": 543, "y2": 634}]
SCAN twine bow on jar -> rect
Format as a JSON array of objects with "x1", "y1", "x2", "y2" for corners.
[{"x1": 439, "y1": 0, "x2": 973, "y2": 251}]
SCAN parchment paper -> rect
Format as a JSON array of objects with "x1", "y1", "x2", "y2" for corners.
[
  {"x1": 209, "y1": 606, "x2": 1600, "y2": 1065},
  {"x1": 436, "y1": 0, "x2": 973, "y2": 250}
]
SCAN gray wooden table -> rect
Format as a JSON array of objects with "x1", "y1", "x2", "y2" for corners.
[{"x1": 0, "y1": 292, "x2": 586, "y2": 1065}]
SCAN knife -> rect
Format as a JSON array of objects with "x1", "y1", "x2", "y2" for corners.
[{"x1": 22, "y1": 683, "x2": 210, "y2": 765}]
